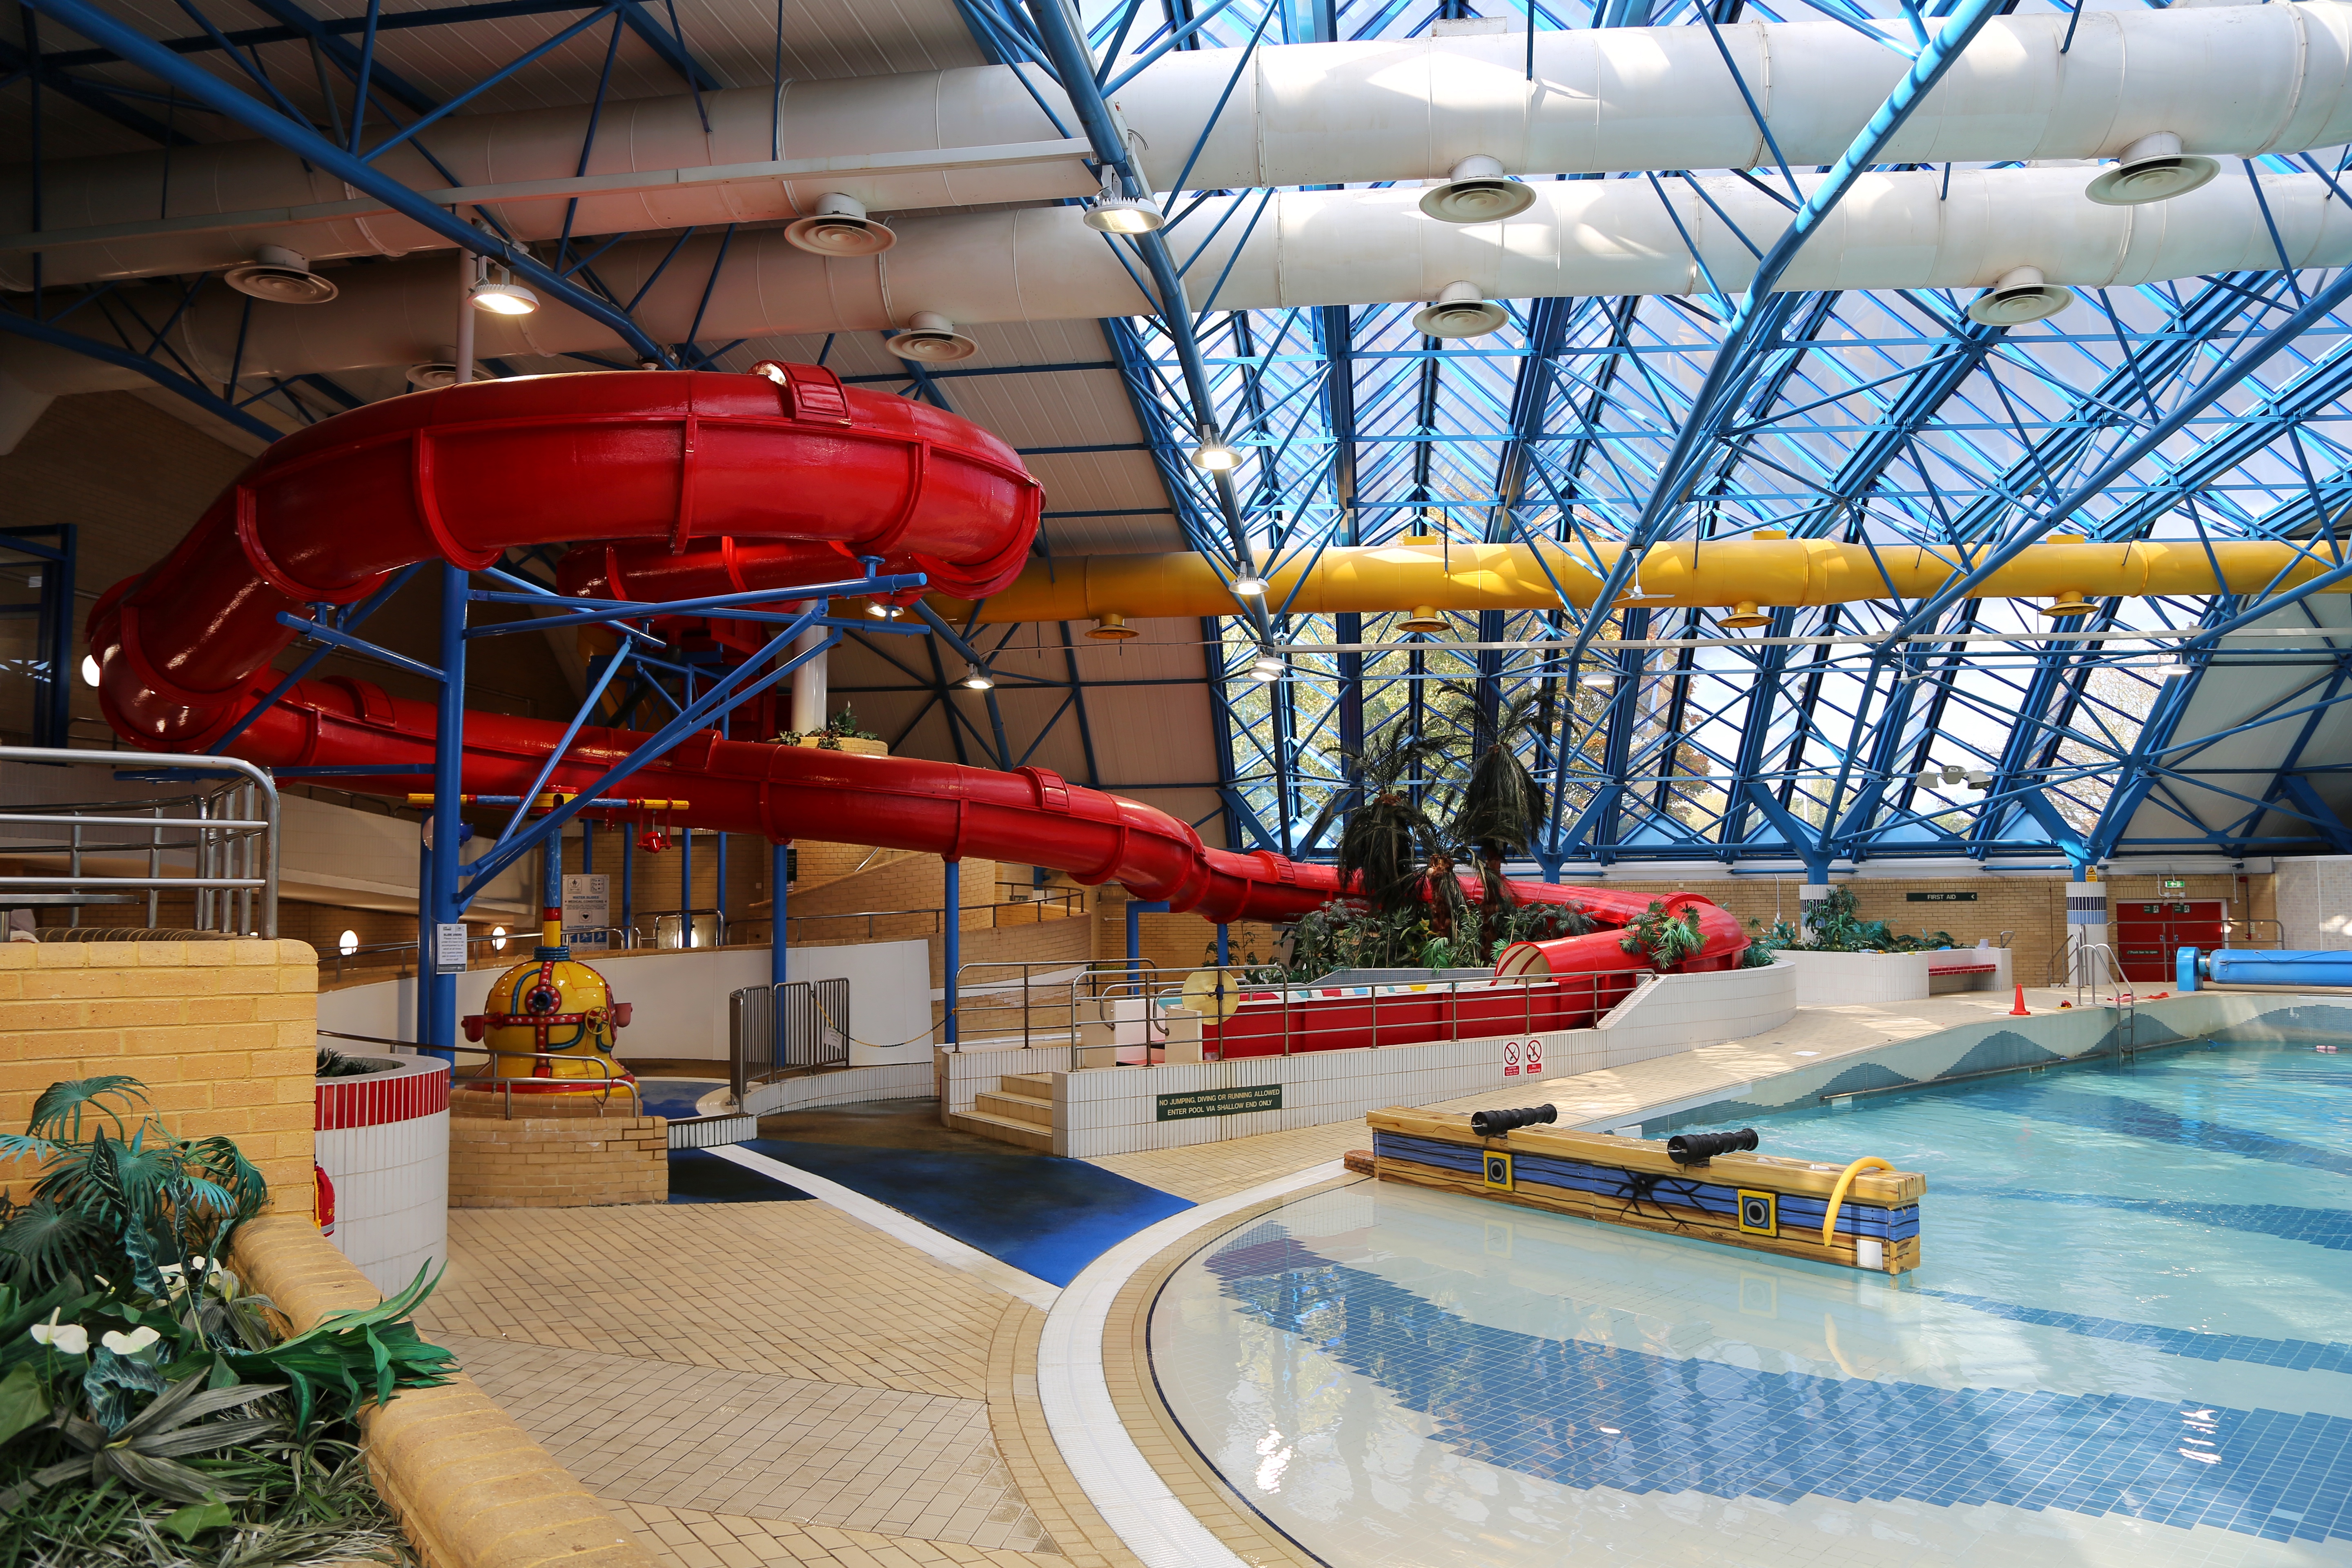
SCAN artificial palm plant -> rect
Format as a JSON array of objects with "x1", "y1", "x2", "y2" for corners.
[
  {"x1": 1436, "y1": 685, "x2": 1548, "y2": 946},
  {"x1": 1302, "y1": 726, "x2": 1453, "y2": 918}
]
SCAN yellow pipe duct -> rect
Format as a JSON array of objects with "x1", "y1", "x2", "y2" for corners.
[{"x1": 933, "y1": 535, "x2": 2350, "y2": 627}]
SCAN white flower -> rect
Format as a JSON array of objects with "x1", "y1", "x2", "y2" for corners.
[
  {"x1": 29, "y1": 1311, "x2": 89, "y2": 1356},
  {"x1": 101, "y1": 1327, "x2": 161, "y2": 1356}
]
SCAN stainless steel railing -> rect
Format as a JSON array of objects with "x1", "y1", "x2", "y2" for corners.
[
  {"x1": 0, "y1": 746, "x2": 278, "y2": 935},
  {"x1": 947, "y1": 959, "x2": 1651, "y2": 1069}
]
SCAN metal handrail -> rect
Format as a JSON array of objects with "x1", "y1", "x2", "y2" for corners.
[
  {"x1": 652, "y1": 908, "x2": 729, "y2": 949},
  {"x1": 948, "y1": 959, "x2": 1652, "y2": 1069},
  {"x1": 0, "y1": 745, "x2": 279, "y2": 935},
  {"x1": 448, "y1": 1044, "x2": 644, "y2": 1119}
]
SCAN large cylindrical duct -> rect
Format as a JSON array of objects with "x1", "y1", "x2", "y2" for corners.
[
  {"x1": 912, "y1": 539, "x2": 2352, "y2": 623},
  {"x1": 7, "y1": 2, "x2": 2351, "y2": 290},
  {"x1": 9, "y1": 166, "x2": 2345, "y2": 393}
]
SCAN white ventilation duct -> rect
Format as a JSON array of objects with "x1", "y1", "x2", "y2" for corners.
[
  {"x1": 7, "y1": 166, "x2": 2348, "y2": 393},
  {"x1": 5, "y1": 2, "x2": 2350, "y2": 291}
]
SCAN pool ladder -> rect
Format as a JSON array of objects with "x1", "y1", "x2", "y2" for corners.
[{"x1": 2072, "y1": 941, "x2": 2138, "y2": 1059}]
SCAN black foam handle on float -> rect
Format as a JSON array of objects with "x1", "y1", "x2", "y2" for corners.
[
  {"x1": 1665, "y1": 1127, "x2": 1760, "y2": 1165},
  {"x1": 1470, "y1": 1103, "x2": 1559, "y2": 1139}
]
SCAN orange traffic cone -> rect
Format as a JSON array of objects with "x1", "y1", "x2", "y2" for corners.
[{"x1": 2009, "y1": 984, "x2": 2030, "y2": 1017}]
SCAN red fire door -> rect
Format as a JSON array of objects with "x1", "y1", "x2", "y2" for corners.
[{"x1": 2113, "y1": 900, "x2": 2227, "y2": 982}]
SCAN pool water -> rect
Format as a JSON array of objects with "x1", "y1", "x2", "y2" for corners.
[{"x1": 1149, "y1": 1041, "x2": 2352, "y2": 1567}]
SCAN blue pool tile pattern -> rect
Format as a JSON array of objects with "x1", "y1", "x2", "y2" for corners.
[
  {"x1": 1922, "y1": 1291, "x2": 2352, "y2": 1373},
  {"x1": 1970, "y1": 1188, "x2": 2352, "y2": 1252},
  {"x1": 2022, "y1": 1088, "x2": 2352, "y2": 1177},
  {"x1": 1206, "y1": 1232, "x2": 2352, "y2": 1544},
  {"x1": 1152, "y1": 1040, "x2": 2352, "y2": 1565}
]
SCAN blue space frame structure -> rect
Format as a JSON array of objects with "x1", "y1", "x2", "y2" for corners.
[{"x1": 7, "y1": 0, "x2": 2352, "y2": 880}]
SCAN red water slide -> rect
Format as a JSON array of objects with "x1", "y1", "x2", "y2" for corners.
[{"x1": 87, "y1": 368, "x2": 1745, "y2": 962}]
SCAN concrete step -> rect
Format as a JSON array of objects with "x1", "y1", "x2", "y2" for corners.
[
  {"x1": 947, "y1": 1109, "x2": 1054, "y2": 1152},
  {"x1": 1001, "y1": 1072, "x2": 1055, "y2": 1096},
  {"x1": 973, "y1": 1089, "x2": 1051, "y2": 1127}
]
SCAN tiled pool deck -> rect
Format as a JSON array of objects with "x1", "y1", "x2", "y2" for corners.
[{"x1": 421, "y1": 986, "x2": 2092, "y2": 1568}]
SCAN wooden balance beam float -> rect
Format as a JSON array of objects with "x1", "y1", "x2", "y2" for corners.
[{"x1": 1365, "y1": 1106, "x2": 1925, "y2": 1274}]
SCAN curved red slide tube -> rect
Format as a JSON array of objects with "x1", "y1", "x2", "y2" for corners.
[{"x1": 87, "y1": 369, "x2": 1745, "y2": 963}]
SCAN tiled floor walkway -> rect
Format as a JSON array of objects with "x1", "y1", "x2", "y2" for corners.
[
  {"x1": 443, "y1": 1335, "x2": 1052, "y2": 1553},
  {"x1": 431, "y1": 989, "x2": 2066, "y2": 1568},
  {"x1": 418, "y1": 1205, "x2": 1073, "y2": 1566}
]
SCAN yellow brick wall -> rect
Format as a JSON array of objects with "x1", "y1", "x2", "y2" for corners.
[
  {"x1": 447, "y1": 1113, "x2": 667, "y2": 1207},
  {"x1": 0, "y1": 939, "x2": 320, "y2": 1214}
]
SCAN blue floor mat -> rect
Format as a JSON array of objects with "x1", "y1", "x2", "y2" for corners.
[
  {"x1": 668, "y1": 1148, "x2": 813, "y2": 1204},
  {"x1": 739, "y1": 1138, "x2": 1193, "y2": 1287},
  {"x1": 637, "y1": 1079, "x2": 724, "y2": 1120}
]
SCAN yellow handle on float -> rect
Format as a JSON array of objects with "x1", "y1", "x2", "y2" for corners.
[{"x1": 1820, "y1": 1157, "x2": 1894, "y2": 1249}]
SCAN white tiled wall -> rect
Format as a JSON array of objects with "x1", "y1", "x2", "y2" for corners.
[
  {"x1": 2275, "y1": 858, "x2": 2352, "y2": 949},
  {"x1": 1772, "y1": 950, "x2": 1933, "y2": 1006},
  {"x1": 1595, "y1": 961, "x2": 1798, "y2": 1061},
  {"x1": 315, "y1": 1110, "x2": 448, "y2": 1296}
]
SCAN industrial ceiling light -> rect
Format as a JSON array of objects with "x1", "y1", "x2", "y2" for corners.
[
  {"x1": 2149, "y1": 654, "x2": 2190, "y2": 679},
  {"x1": 1399, "y1": 605, "x2": 1447, "y2": 633},
  {"x1": 1964, "y1": 769, "x2": 1994, "y2": 790},
  {"x1": 1087, "y1": 611, "x2": 1138, "y2": 640},
  {"x1": 784, "y1": 192, "x2": 898, "y2": 256},
  {"x1": 1940, "y1": 763, "x2": 1968, "y2": 785},
  {"x1": 1231, "y1": 572, "x2": 1267, "y2": 596},
  {"x1": 885, "y1": 310, "x2": 978, "y2": 363},
  {"x1": 223, "y1": 244, "x2": 339, "y2": 304},
  {"x1": 1966, "y1": 265, "x2": 2076, "y2": 326},
  {"x1": 78, "y1": 655, "x2": 99, "y2": 687},
  {"x1": 1082, "y1": 179, "x2": 1165, "y2": 234},
  {"x1": 1249, "y1": 649, "x2": 1286, "y2": 682},
  {"x1": 864, "y1": 598, "x2": 900, "y2": 619},
  {"x1": 469, "y1": 278, "x2": 539, "y2": 315},
  {"x1": 1190, "y1": 432, "x2": 1241, "y2": 471},
  {"x1": 1412, "y1": 280, "x2": 1510, "y2": 339},
  {"x1": 2086, "y1": 132, "x2": 2220, "y2": 207},
  {"x1": 961, "y1": 663, "x2": 995, "y2": 690},
  {"x1": 1418, "y1": 155, "x2": 1535, "y2": 224}
]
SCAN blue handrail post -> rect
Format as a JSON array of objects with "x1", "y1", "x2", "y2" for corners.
[
  {"x1": 422, "y1": 560, "x2": 468, "y2": 1063},
  {"x1": 943, "y1": 857, "x2": 960, "y2": 1046},
  {"x1": 771, "y1": 841, "x2": 789, "y2": 988}
]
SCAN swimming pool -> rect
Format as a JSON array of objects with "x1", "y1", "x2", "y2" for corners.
[{"x1": 1149, "y1": 1040, "x2": 2351, "y2": 1566}]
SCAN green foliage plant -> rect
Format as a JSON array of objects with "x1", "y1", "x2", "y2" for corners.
[
  {"x1": 1784, "y1": 887, "x2": 1957, "y2": 954},
  {"x1": 0, "y1": 1076, "x2": 455, "y2": 1566},
  {"x1": 1619, "y1": 901, "x2": 1707, "y2": 969}
]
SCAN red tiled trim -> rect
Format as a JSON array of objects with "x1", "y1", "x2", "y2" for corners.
[{"x1": 316, "y1": 1062, "x2": 452, "y2": 1130}]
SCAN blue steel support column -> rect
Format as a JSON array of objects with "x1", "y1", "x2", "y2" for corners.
[
  {"x1": 1217, "y1": 924, "x2": 1229, "y2": 966},
  {"x1": 679, "y1": 826, "x2": 694, "y2": 946},
  {"x1": 943, "y1": 858, "x2": 960, "y2": 1046},
  {"x1": 1127, "y1": 899, "x2": 1170, "y2": 984},
  {"x1": 423, "y1": 560, "x2": 468, "y2": 1062},
  {"x1": 771, "y1": 842, "x2": 789, "y2": 987}
]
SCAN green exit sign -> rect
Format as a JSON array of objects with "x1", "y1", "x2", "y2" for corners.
[{"x1": 2162, "y1": 878, "x2": 2185, "y2": 890}]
